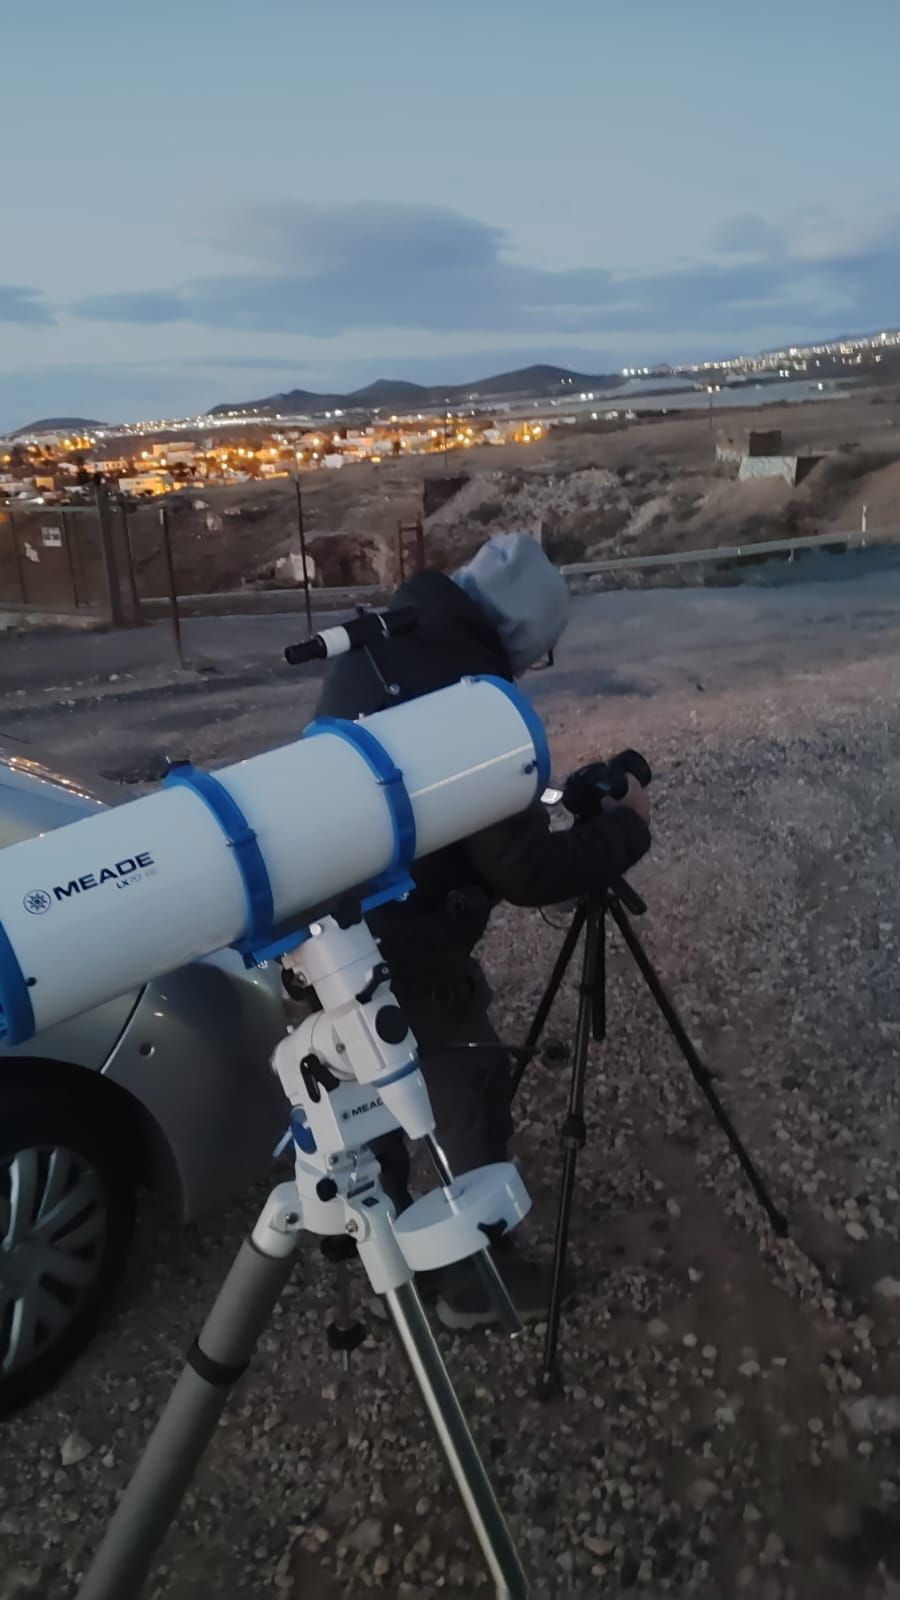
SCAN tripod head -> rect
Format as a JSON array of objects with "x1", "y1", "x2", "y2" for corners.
[{"x1": 562, "y1": 748, "x2": 651, "y2": 821}]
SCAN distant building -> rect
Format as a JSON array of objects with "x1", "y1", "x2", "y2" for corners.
[
  {"x1": 716, "y1": 428, "x2": 783, "y2": 463},
  {"x1": 119, "y1": 472, "x2": 175, "y2": 497},
  {"x1": 717, "y1": 426, "x2": 821, "y2": 486}
]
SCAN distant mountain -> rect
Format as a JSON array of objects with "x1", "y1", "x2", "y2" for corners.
[
  {"x1": 209, "y1": 364, "x2": 620, "y2": 418},
  {"x1": 11, "y1": 416, "x2": 106, "y2": 437}
]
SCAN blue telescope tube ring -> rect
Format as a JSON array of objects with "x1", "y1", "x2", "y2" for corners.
[
  {"x1": 303, "y1": 717, "x2": 417, "y2": 870},
  {"x1": 164, "y1": 763, "x2": 274, "y2": 950},
  {"x1": 471, "y1": 675, "x2": 551, "y2": 793}
]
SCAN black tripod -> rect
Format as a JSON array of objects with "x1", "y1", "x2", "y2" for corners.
[{"x1": 512, "y1": 875, "x2": 789, "y2": 1397}]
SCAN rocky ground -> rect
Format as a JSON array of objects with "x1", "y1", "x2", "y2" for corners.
[{"x1": 3, "y1": 574, "x2": 900, "y2": 1598}]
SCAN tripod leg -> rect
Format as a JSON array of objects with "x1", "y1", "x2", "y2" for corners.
[
  {"x1": 539, "y1": 909, "x2": 604, "y2": 1396},
  {"x1": 77, "y1": 1188, "x2": 300, "y2": 1600},
  {"x1": 386, "y1": 1281, "x2": 528, "y2": 1600},
  {"x1": 511, "y1": 902, "x2": 587, "y2": 1098},
  {"x1": 607, "y1": 900, "x2": 789, "y2": 1237}
]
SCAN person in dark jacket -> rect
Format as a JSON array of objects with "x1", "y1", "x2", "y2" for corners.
[{"x1": 316, "y1": 532, "x2": 651, "y2": 1327}]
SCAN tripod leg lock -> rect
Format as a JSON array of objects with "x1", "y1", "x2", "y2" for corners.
[{"x1": 185, "y1": 1340, "x2": 249, "y2": 1389}]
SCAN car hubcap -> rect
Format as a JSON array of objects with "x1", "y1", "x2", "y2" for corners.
[{"x1": 0, "y1": 1147, "x2": 107, "y2": 1377}]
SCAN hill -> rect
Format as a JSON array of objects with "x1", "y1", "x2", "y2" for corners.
[
  {"x1": 11, "y1": 416, "x2": 106, "y2": 437},
  {"x1": 210, "y1": 363, "x2": 620, "y2": 417}
]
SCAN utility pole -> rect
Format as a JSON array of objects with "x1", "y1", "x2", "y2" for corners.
[{"x1": 95, "y1": 479, "x2": 126, "y2": 627}]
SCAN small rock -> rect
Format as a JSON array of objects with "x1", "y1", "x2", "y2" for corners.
[
  {"x1": 584, "y1": 1535, "x2": 614, "y2": 1557},
  {"x1": 647, "y1": 1319, "x2": 669, "y2": 1341},
  {"x1": 743, "y1": 1504, "x2": 762, "y2": 1524},
  {"x1": 737, "y1": 1566, "x2": 756, "y2": 1589},
  {"x1": 60, "y1": 1431, "x2": 93, "y2": 1467},
  {"x1": 688, "y1": 1267, "x2": 704, "y2": 1284},
  {"x1": 702, "y1": 1344, "x2": 718, "y2": 1362},
  {"x1": 739, "y1": 1360, "x2": 762, "y2": 1379},
  {"x1": 716, "y1": 1406, "x2": 737, "y2": 1426},
  {"x1": 762, "y1": 1531, "x2": 785, "y2": 1564},
  {"x1": 874, "y1": 1277, "x2": 900, "y2": 1301},
  {"x1": 373, "y1": 1555, "x2": 390, "y2": 1578},
  {"x1": 666, "y1": 1199, "x2": 682, "y2": 1219},
  {"x1": 844, "y1": 1395, "x2": 900, "y2": 1435},
  {"x1": 845, "y1": 1221, "x2": 869, "y2": 1242},
  {"x1": 683, "y1": 1333, "x2": 698, "y2": 1349},
  {"x1": 686, "y1": 1478, "x2": 718, "y2": 1511},
  {"x1": 808, "y1": 1418, "x2": 824, "y2": 1435},
  {"x1": 347, "y1": 1518, "x2": 383, "y2": 1554}
]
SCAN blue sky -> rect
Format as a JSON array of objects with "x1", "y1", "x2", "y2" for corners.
[{"x1": 1, "y1": 0, "x2": 899, "y2": 428}]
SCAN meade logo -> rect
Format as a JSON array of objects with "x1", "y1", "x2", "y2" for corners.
[
  {"x1": 52, "y1": 852, "x2": 155, "y2": 903},
  {"x1": 350, "y1": 1097, "x2": 383, "y2": 1118}
]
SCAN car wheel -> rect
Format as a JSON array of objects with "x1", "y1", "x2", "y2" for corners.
[{"x1": 0, "y1": 1085, "x2": 136, "y2": 1419}]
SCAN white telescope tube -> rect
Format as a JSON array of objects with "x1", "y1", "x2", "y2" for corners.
[{"x1": 0, "y1": 676, "x2": 549, "y2": 1045}]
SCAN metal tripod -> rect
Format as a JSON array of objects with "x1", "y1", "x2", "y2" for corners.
[
  {"x1": 77, "y1": 916, "x2": 531, "y2": 1600},
  {"x1": 511, "y1": 880, "x2": 789, "y2": 1397}
]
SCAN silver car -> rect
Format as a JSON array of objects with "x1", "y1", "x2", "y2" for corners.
[{"x1": 0, "y1": 745, "x2": 288, "y2": 1417}]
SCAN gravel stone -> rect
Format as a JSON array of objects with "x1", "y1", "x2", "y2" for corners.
[
  {"x1": 59, "y1": 1433, "x2": 93, "y2": 1468},
  {"x1": 346, "y1": 1519, "x2": 384, "y2": 1554}
]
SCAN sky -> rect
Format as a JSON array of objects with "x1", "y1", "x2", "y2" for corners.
[{"x1": 2, "y1": 0, "x2": 899, "y2": 430}]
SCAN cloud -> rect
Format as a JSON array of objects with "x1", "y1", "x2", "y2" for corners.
[
  {"x1": 712, "y1": 213, "x2": 787, "y2": 257},
  {"x1": 65, "y1": 200, "x2": 900, "y2": 347},
  {"x1": 73, "y1": 289, "x2": 186, "y2": 324},
  {"x1": 0, "y1": 285, "x2": 54, "y2": 325}
]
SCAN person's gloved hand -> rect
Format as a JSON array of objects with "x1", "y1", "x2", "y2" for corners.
[{"x1": 602, "y1": 771, "x2": 651, "y2": 830}]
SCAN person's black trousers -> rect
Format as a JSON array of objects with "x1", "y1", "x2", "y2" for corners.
[{"x1": 371, "y1": 959, "x2": 512, "y2": 1211}]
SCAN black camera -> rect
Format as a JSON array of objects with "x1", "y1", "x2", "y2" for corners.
[{"x1": 562, "y1": 749, "x2": 652, "y2": 821}]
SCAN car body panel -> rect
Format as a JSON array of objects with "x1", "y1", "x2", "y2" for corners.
[
  {"x1": 0, "y1": 742, "x2": 288, "y2": 1220},
  {"x1": 101, "y1": 953, "x2": 286, "y2": 1218}
]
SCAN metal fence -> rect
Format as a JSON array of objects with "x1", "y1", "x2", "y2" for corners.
[
  {"x1": 559, "y1": 525, "x2": 897, "y2": 579},
  {"x1": 0, "y1": 503, "x2": 111, "y2": 615},
  {"x1": 3, "y1": 487, "x2": 897, "y2": 624}
]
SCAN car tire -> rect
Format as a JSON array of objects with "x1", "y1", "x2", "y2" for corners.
[{"x1": 0, "y1": 1081, "x2": 136, "y2": 1420}]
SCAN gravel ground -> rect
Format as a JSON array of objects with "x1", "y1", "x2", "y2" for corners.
[{"x1": 3, "y1": 582, "x2": 900, "y2": 1599}]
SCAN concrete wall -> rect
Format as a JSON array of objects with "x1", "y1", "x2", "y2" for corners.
[{"x1": 738, "y1": 455, "x2": 799, "y2": 485}]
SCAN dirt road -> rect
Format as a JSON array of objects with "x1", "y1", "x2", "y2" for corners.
[{"x1": 3, "y1": 563, "x2": 900, "y2": 1599}]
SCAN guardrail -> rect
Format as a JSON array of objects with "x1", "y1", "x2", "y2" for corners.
[{"x1": 559, "y1": 526, "x2": 900, "y2": 578}]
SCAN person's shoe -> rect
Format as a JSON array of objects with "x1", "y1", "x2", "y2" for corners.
[{"x1": 435, "y1": 1253, "x2": 574, "y2": 1333}]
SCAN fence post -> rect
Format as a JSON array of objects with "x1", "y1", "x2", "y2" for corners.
[
  {"x1": 119, "y1": 502, "x2": 143, "y2": 623},
  {"x1": 95, "y1": 481, "x2": 126, "y2": 626},
  {"x1": 158, "y1": 504, "x2": 185, "y2": 668},
  {"x1": 7, "y1": 510, "x2": 27, "y2": 603},
  {"x1": 294, "y1": 477, "x2": 313, "y2": 632},
  {"x1": 61, "y1": 510, "x2": 80, "y2": 607}
]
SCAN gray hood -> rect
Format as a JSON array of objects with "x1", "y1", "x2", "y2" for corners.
[{"x1": 452, "y1": 532, "x2": 570, "y2": 674}]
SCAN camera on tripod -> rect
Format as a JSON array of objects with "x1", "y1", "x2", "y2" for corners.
[{"x1": 562, "y1": 749, "x2": 652, "y2": 820}]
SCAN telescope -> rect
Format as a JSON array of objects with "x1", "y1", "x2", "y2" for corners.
[
  {"x1": 1, "y1": 660, "x2": 548, "y2": 1600},
  {"x1": 0, "y1": 673, "x2": 547, "y2": 1045}
]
